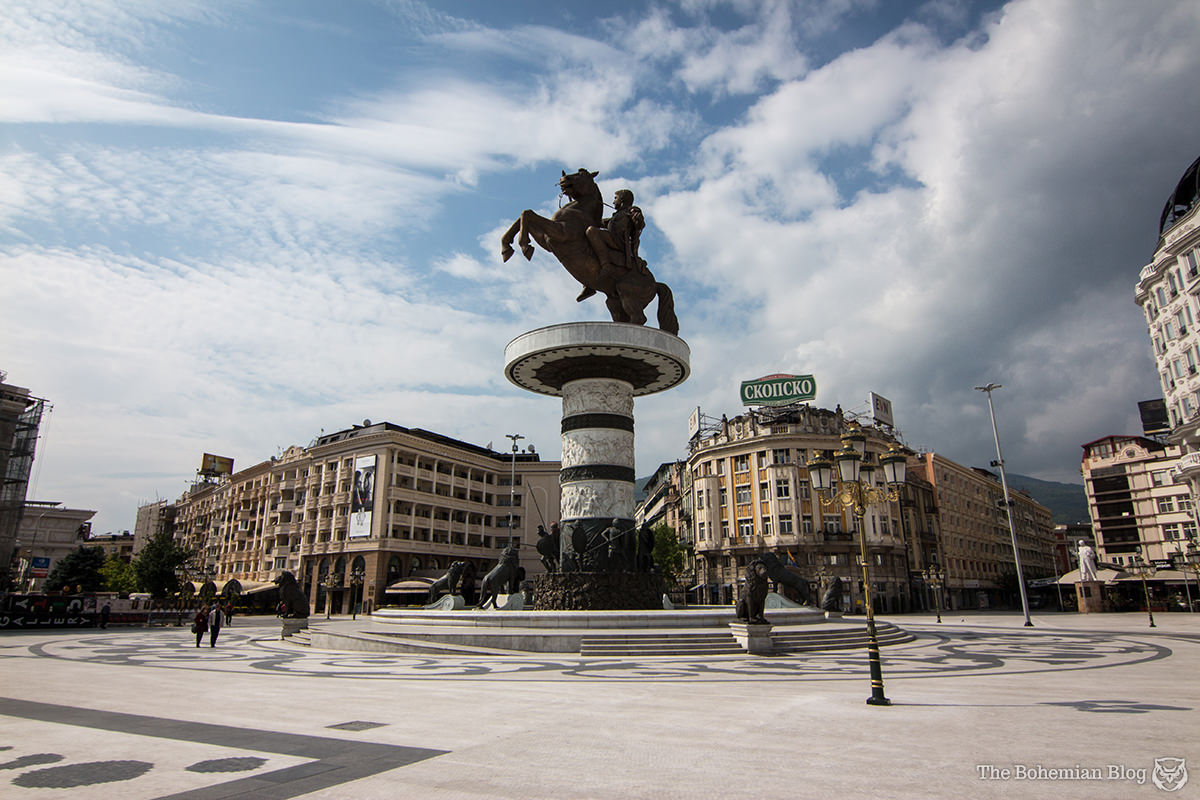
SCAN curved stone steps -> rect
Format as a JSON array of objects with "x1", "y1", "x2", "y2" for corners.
[
  {"x1": 579, "y1": 623, "x2": 914, "y2": 657},
  {"x1": 580, "y1": 632, "x2": 742, "y2": 657}
]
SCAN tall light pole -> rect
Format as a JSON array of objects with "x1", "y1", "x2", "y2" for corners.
[
  {"x1": 1129, "y1": 552, "x2": 1157, "y2": 628},
  {"x1": 808, "y1": 427, "x2": 908, "y2": 706},
  {"x1": 506, "y1": 433, "x2": 524, "y2": 548},
  {"x1": 975, "y1": 384, "x2": 1033, "y2": 627}
]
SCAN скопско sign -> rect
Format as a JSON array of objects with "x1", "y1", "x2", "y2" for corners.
[{"x1": 740, "y1": 374, "x2": 816, "y2": 406}]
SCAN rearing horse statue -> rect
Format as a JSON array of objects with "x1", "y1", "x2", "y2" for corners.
[{"x1": 501, "y1": 169, "x2": 679, "y2": 335}]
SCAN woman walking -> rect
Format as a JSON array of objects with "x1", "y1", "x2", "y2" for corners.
[{"x1": 192, "y1": 606, "x2": 209, "y2": 648}]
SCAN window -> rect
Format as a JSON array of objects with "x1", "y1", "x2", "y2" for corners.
[
  {"x1": 824, "y1": 518, "x2": 842, "y2": 534},
  {"x1": 762, "y1": 517, "x2": 772, "y2": 536},
  {"x1": 720, "y1": 488, "x2": 728, "y2": 507},
  {"x1": 773, "y1": 448, "x2": 791, "y2": 465},
  {"x1": 779, "y1": 514, "x2": 793, "y2": 535},
  {"x1": 1158, "y1": 497, "x2": 1176, "y2": 513},
  {"x1": 760, "y1": 482, "x2": 770, "y2": 501},
  {"x1": 798, "y1": 480, "x2": 811, "y2": 499},
  {"x1": 696, "y1": 489, "x2": 705, "y2": 507},
  {"x1": 775, "y1": 478, "x2": 791, "y2": 499},
  {"x1": 1152, "y1": 471, "x2": 1170, "y2": 487},
  {"x1": 736, "y1": 485, "x2": 752, "y2": 504},
  {"x1": 1179, "y1": 495, "x2": 1194, "y2": 512},
  {"x1": 737, "y1": 518, "x2": 754, "y2": 538},
  {"x1": 734, "y1": 455, "x2": 749, "y2": 472},
  {"x1": 721, "y1": 520, "x2": 730, "y2": 538},
  {"x1": 697, "y1": 521, "x2": 706, "y2": 540},
  {"x1": 802, "y1": 514, "x2": 813, "y2": 533},
  {"x1": 757, "y1": 451, "x2": 768, "y2": 468},
  {"x1": 1163, "y1": 522, "x2": 1181, "y2": 540}
]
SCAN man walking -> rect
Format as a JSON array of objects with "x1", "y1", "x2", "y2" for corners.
[{"x1": 208, "y1": 601, "x2": 224, "y2": 647}]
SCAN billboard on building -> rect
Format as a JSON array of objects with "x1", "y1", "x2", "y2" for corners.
[
  {"x1": 740, "y1": 374, "x2": 816, "y2": 406},
  {"x1": 869, "y1": 392, "x2": 895, "y2": 428},
  {"x1": 1138, "y1": 399, "x2": 1169, "y2": 436},
  {"x1": 199, "y1": 453, "x2": 234, "y2": 477},
  {"x1": 688, "y1": 407, "x2": 701, "y2": 439},
  {"x1": 349, "y1": 454, "x2": 376, "y2": 538}
]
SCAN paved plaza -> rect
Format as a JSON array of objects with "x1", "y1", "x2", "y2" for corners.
[{"x1": 1, "y1": 611, "x2": 1197, "y2": 799}]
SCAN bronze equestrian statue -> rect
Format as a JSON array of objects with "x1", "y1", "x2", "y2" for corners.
[{"x1": 501, "y1": 168, "x2": 678, "y2": 334}]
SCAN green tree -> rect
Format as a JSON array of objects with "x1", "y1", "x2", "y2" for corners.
[
  {"x1": 652, "y1": 524, "x2": 686, "y2": 586},
  {"x1": 44, "y1": 545, "x2": 107, "y2": 593},
  {"x1": 99, "y1": 554, "x2": 139, "y2": 594},
  {"x1": 133, "y1": 531, "x2": 192, "y2": 598}
]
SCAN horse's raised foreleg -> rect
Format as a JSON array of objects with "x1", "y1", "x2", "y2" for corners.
[
  {"x1": 500, "y1": 218, "x2": 522, "y2": 262},
  {"x1": 517, "y1": 210, "x2": 540, "y2": 260}
]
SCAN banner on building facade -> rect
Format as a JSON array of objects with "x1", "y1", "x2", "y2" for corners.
[
  {"x1": 688, "y1": 407, "x2": 701, "y2": 439},
  {"x1": 349, "y1": 454, "x2": 376, "y2": 538},
  {"x1": 740, "y1": 374, "x2": 816, "y2": 407}
]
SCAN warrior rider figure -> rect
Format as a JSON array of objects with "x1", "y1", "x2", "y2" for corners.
[{"x1": 578, "y1": 189, "x2": 648, "y2": 301}]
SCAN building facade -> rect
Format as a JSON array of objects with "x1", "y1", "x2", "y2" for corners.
[
  {"x1": 684, "y1": 405, "x2": 915, "y2": 612},
  {"x1": 170, "y1": 421, "x2": 561, "y2": 614},
  {"x1": 655, "y1": 404, "x2": 1055, "y2": 612},
  {"x1": 1, "y1": 374, "x2": 49, "y2": 587},
  {"x1": 1135, "y1": 156, "x2": 1200, "y2": 524},
  {"x1": 910, "y1": 453, "x2": 1056, "y2": 609},
  {"x1": 87, "y1": 531, "x2": 137, "y2": 562},
  {"x1": 133, "y1": 500, "x2": 175, "y2": 555},
  {"x1": 13, "y1": 501, "x2": 95, "y2": 592},
  {"x1": 1080, "y1": 435, "x2": 1193, "y2": 568}
]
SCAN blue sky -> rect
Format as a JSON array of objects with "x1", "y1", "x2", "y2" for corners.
[{"x1": 4, "y1": 0, "x2": 1200, "y2": 535}]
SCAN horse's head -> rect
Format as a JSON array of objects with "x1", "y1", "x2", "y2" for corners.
[{"x1": 560, "y1": 168, "x2": 599, "y2": 201}]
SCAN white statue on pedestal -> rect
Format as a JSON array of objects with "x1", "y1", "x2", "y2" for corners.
[{"x1": 1078, "y1": 540, "x2": 1098, "y2": 582}]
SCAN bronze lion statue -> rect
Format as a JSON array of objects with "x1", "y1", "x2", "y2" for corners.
[{"x1": 273, "y1": 570, "x2": 310, "y2": 618}]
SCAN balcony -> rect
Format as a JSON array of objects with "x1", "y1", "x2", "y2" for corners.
[{"x1": 1173, "y1": 452, "x2": 1200, "y2": 479}]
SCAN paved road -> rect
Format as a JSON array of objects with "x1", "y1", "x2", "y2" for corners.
[{"x1": 1, "y1": 611, "x2": 1196, "y2": 798}]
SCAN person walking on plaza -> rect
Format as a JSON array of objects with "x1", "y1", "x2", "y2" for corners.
[
  {"x1": 192, "y1": 606, "x2": 209, "y2": 648},
  {"x1": 99, "y1": 602, "x2": 111, "y2": 629},
  {"x1": 208, "y1": 601, "x2": 224, "y2": 647},
  {"x1": 223, "y1": 600, "x2": 234, "y2": 627}
]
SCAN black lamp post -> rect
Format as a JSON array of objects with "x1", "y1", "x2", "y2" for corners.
[
  {"x1": 349, "y1": 566, "x2": 365, "y2": 620},
  {"x1": 808, "y1": 427, "x2": 907, "y2": 707},
  {"x1": 1128, "y1": 553, "x2": 1157, "y2": 628},
  {"x1": 322, "y1": 572, "x2": 341, "y2": 619},
  {"x1": 923, "y1": 564, "x2": 945, "y2": 623}
]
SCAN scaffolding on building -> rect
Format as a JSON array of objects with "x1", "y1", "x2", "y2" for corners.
[{"x1": 1, "y1": 373, "x2": 51, "y2": 587}]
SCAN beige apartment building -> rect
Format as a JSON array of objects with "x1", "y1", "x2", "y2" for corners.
[
  {"x1": 685, "y1": 405, "x2": 915, "y2": 612},
  {"x1": 649, "y1": 404, "x2": 1055, "y2": 612},
  {"x1": 1080, "y1": 435, "x2": 1194, "y2": 567},
  {"x1": 171, "y1": 421, "x2": 561, "y2": 614},
  {"x1": 910, "y1": 453, "x2": 1056, "y2": 609}
]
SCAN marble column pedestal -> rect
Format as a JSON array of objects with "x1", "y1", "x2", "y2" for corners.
[{"x1": 505, "y1": 323, "x2": 689, "y2": 608}]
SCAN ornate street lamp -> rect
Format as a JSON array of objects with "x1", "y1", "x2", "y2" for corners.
[
  {"x1": 1183, "y1": 542, "x2": 1200, "y2": 612},
  {"x1": 322, "y1": 572, "x2": 341, "y2": 619},
  {"x1": 349, "y1": 566, "x2": 366, "y2": 620},
  {"x1": 922, "y1": 564, "x2": 945, "y2": 623},
  {"x1": 807, "y1": 430, "x2": 906, "y2": 706},
  {"x1": 506, "y1": 433, "x2": 524, "y2": 548},
  {"x1": 1128, "y1": 553, "x2": 1157, "y2": 628}
]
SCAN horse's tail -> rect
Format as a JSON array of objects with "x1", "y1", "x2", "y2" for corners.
[{"x1": 655, "y1": 283, "x2": 679, "y2": 335}]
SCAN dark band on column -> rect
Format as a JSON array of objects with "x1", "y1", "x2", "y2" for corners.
[
  {"x1": 560, "y1": 465, "x2": 637, "y2": 484},
  {"x1": 561, "y1": 413, "x2": 635, "y2": 433}
]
